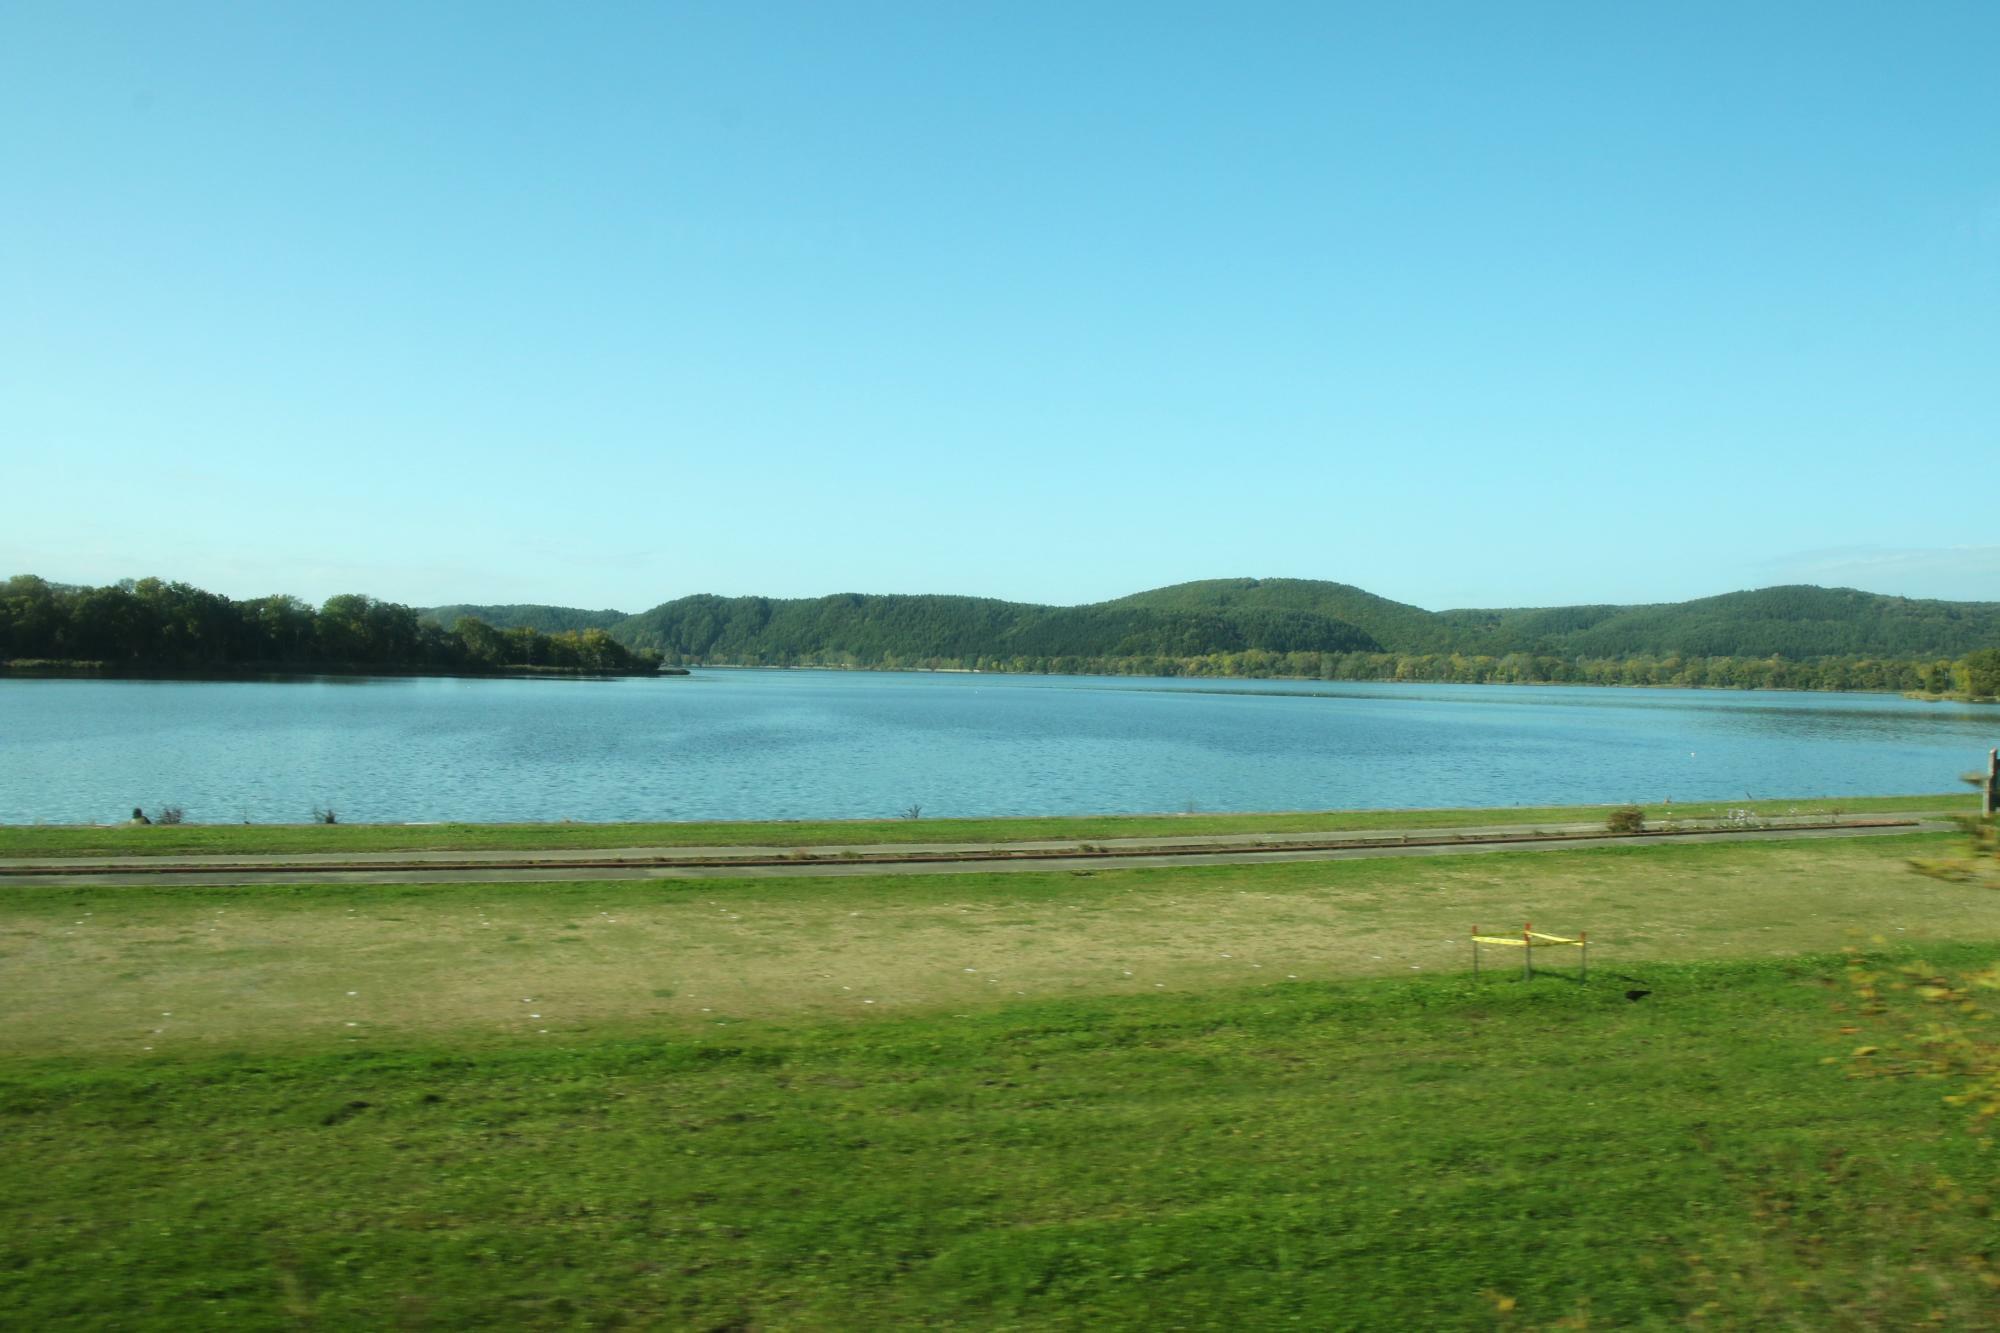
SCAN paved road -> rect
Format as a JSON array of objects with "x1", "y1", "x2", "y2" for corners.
[{"x1": 0, "y1": 817, "x2": 1947, "y2": 888}]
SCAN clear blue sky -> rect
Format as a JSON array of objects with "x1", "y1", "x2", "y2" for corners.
[{"x1": 4, "y1": 2, "x2": 1996, "y2": 613}]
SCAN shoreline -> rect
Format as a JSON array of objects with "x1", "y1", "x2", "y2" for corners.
[
  {"x1": 1, "y1": 793, "x2": 1970, "y2": 860},
  {"x1": 0, "y1": 814, "x2": 1938, "y2": 889},
  {"x1": 1, "y1": 657, "x2": 1982, "y2": 698},
  {"x1": 690, "y1": 661, "x2": 1981, "y2": 700}
]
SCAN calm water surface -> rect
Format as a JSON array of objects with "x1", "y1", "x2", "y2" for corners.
[{"x1": 0, "y1": 671, "x2": 1992, "y2": 825}]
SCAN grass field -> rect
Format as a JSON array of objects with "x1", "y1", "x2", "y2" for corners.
[
  {"x1": 0, "y1": 833, "x2": 1980, "y2": 1055},
  {"x1": 0, "y1": 792, "x2": 1969, "y2": 858},
  {"x1": 6, "y1": 954, "x2": 1999, "y2": 1328},
  {"x1": 6, "y1": 830, "x2": 1999, "y2": 1328}
]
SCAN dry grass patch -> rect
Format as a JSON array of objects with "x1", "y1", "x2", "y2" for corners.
[{"x1": 0, "y1": 833, "x2": 1980, "y2": 1056}]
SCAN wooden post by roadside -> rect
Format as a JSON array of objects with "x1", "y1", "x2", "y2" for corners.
[{"x1": 1986, "y1": 748, "x2": 1998, "y2": 818}]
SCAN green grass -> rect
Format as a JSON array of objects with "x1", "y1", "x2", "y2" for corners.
[
  {"x1": 0, "y1": 792, "x2": 1967, "y2": 858},
  {"x1": 8, "y1": 833, "x2": 1998, "y2": 1327},
  {"x1": 5, "y1": 949, "x2": 1998, "y2": 1329}
]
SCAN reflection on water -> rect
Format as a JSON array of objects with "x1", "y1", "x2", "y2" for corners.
[{"x1": 0, "y1": 672, "x2": 1990, "y2": 824}]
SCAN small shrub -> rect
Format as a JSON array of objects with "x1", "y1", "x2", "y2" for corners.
[
  {"x1": 154, "y1": 805, "x2": 185, "y2": 826},
  {"x1": 1605, "y1": 806, "x2": 1645, "y2": 834},
  {"x1": 311, "y1": 806, "x2": 338, "y2": 825},
  {"x1": 900, "y1": 804, "x2": 923, "y2": 821}
]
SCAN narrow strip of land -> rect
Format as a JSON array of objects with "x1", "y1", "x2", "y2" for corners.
[
  {"x1": 0, "y1": 814, "x2": 1938, "y2": 886},
  {"x1": 2, "y1": 793, "x2": 1964, "y2": 860}
]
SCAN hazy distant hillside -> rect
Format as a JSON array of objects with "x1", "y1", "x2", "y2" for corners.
[
  {"x1": 1558, "y1": 586, "x2": 2000, "y2": 659},
  {"x1": 423, "y1": 604, "x2": 629, "y2": 635},
  {"x1": 1435, "y1": 586, "x2": 2000, "y2": 659}
]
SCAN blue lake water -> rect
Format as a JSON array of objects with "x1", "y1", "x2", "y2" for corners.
[{"x1": 0, "y1": 671, "x2": 1993, "y2": 825}]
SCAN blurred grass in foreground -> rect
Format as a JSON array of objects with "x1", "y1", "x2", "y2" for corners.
[{"x1": 4, "y1": 948, "x2": 1998, "y2": 1329}]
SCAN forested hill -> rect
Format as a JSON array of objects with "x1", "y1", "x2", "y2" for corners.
[
  {"x1": 10, "y1": 575, "x2": 1999, "y2": 691},
  {"x1": 608, "y1": 590, "x2": 1382, "y2": 662},
  {"x1": 1100, "y1": 580, "x2": 1465, "y2": 655},
  {"x1": 1433, "y1": 586, "x2": 2000, "y2": 659},
  {"x1": 435, "y1": 578, "x2": 2000, "y2": 665}
]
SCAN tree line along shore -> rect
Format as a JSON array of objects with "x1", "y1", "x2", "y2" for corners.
[
  {"x1": 0, "y1": 576, "x2": 661, "y2": 676},
  {"x1": 690, "y1": 645, "x2": 1999, "y2": 697}
]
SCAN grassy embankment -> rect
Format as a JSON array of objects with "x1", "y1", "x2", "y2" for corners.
[
  {"x1": 0, "y1": 792, "x2": 1968, "y2": 859},
  {"x1": 5, "y1": 832, "x2": 2000, "y2": 1326}
]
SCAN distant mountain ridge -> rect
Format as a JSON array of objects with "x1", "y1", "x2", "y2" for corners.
[{"x1": 422, "y1": 579, "x2": 2000, "y2": 665}]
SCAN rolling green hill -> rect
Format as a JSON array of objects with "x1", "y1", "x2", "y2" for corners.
[
  {"x1": 607, "y1": 585, "x2": 1384, "y2": 663},
  {"x1": 613, "y1": 593, "x2": 1031, "y2": 663},
  {"x1": 1430, "y1": 585, "x2": 2000, "y2": 658},
  {"x1": 1559, "y1": 585, "x2": 2000, "y2": 658},
  {"x1": 1103, "y1": 578, "x2": 1444, "y2": 652},
  {"x1": 419, "y1": 578, "x2": 2000, "y2": 669},
  {"x1": 13, "y1": 575, "x2": 1995, "y2": 690}
]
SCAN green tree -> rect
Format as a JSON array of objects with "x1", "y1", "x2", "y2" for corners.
[
  {"x1": 0, "y1": 575, "x2": 61, "y2": 658},
  {"x1": 315, "y1": 594, "x2": 375, "y2": 661},
  {"x1": 246, "y1": 595, "x2": 317, "y2": 661},
  {"x1": 1953, "y1": 649, "x2": 2000, "y2": 700},
  {"x1": 453, "y1": 617, "x2": 507, "y2": 667}
]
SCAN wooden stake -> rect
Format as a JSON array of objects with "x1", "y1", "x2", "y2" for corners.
[
  {"x1": 1523, "y1": 922, "x2": 1532, "y2": 981},
  {"x1": 1985, "y1": 748, "x2": 1997, "y2": 819}
]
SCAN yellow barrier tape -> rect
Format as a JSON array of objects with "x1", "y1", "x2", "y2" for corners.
[{"x1": 1471, "y1": 935, "x2": 1582, "y2": 947}]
